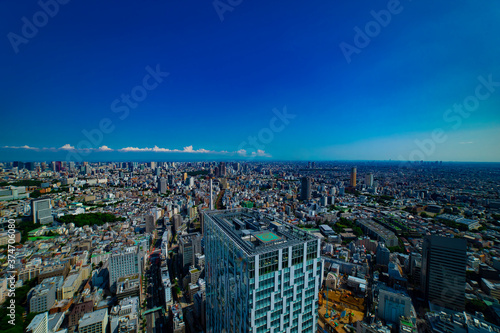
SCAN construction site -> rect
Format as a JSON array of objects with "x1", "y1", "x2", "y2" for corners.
[{"x1": 318, "y1": 288, "x2": 366, "y2": 333}]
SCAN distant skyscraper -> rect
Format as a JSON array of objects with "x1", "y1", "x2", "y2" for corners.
[
  {"x1": 31, "y1": 198, "x2": 53, "y2": 224},
  {"x1": 159, "y1": 178, "x2": 167, "y2": 194},
  {"x1": 421, "y1": 236, "x2": 466, "y2": 311},
  {"x1": 219, "y1": 162, "x2": 226, "y2": 177},
  {"x1": 300, "y1": 176, "x2": 312, "y2": 201},
  {"x1": 365, "y1": 173, "x2": 374, "y2": 187},
  {"x1": 167, "y1": 174, "x2": 174, "y2": 186},
  {"x1": 350, "y1": 167, "x2": 357, "y2": 187},
  {"x1": 204, "y1": 209, "x2": 321, "y2": 333}
]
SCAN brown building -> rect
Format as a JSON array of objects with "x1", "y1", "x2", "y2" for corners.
[
  {"x1": 38, "y1": 261, "x2": 70, "y2": 284},
  {"x1": 68, "y1": 300, "x2": 94, "y2": 327},
  {"x1": 49, "y1": 299, "x2": 73, "y2": 314}
]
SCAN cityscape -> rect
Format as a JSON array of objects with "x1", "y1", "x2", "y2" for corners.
[
  {"x1": 0, "y1": 161, "x2": 499, "y2": 333},
  {"x1": 2, "y1": 1, "x2": 500, "y2": 333}
]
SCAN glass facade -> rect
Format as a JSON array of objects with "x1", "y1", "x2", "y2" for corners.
[{"x1": 205, "y1": 209, "x2": 321, "y2": 333}]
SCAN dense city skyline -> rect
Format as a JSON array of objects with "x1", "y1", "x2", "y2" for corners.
[{"x1": 2, "y1": 1, "x2": 500, "y2": 162}]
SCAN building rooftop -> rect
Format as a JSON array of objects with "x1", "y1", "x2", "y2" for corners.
[
  {"x1": 26, "y1": 312, "x2": 47, "y2": 332},
  {"x1": 79, "y1": 308, "x2": 108, "y2": 328},
  {"x1": 205, "y1": 208, "x2": 317, "y2": 256}
]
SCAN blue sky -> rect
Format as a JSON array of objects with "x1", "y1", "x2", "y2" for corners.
[{"x1": 1, "y1": 0, "x2": 499, "y2": 162}]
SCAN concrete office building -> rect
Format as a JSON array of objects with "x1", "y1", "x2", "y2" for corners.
[
  {"x1": 376, "y1": 244, "x2": 391, "y2": 266},
  {"x1": 179, "y1": 233, "x2": 202, "y2": 269},
  {"x1": 205, "y1": 209, "x2": 321, "y2": 333},
  {"x1": 29, "y1": 276, "x2": 64, "y2": 313},
  {"x1": 158, "y1": 178, "x2": 167, "y2": 194},
  {"x1": 377, "y1": 286, "x2": 415, "y2": 324},
  {"x1": 26, "y1": 312, "x2": 48, "y2": 333},
  {"x1": 78, "y1": 308, "x2": 108, "y2": 333},
  {"x1": 31, "y1": 198, "x2": 53, "y2": 224},
  {"x1": 109, "y1": 247, "x2": 140, "y2": 292},
  {"x1": 421, "y1": 236, "x2": 466, "y2": 311}
]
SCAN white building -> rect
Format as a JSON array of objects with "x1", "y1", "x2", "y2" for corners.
[
  {"x1": 31, "y1": 198, "x2": 53, "y2": 224},
  {"x1": 26, "y1": 312, "x2": 48, "y2": 333},
  {"x1": 109, "y1": 247, "x2": 140, "y2": 292},
  {"x1": 78, "y1": 308, "x2": 108, "y2": 333}
]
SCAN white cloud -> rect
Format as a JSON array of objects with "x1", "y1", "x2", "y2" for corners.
[
  {"x1": 98, "y1": 145, "x2": 113, "y2": 151},
  {"x1": 2, "y1": 145, "x2": 38, "y2": 150},
  {"x1": 2, "y1": 144, "x2": 273, "y2": 158},
  {"x1": 59, "y1": 144, "x2": 76, "y2": 150}
]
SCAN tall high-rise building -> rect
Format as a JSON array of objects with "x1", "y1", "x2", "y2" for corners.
[
  {"x1": 365, "y1": 173, "x2": 374, "y2": 188},
  {"x1": 219, "y1": 162, "x2": 226, "y2": 177},
  {"x1": 350, "y1": 167, "x2": 357, "y2": 187},
  {"x1": 31, "y1": 198, "x2": 54, "y2": 224},
  {"x1": 300, "y1": 176, "x2": 312, "y2": 201},
  {"x1": 158, "y1": 178, "x2": 167, "y2": 194},
  {"x1": 145, "y1": 215, "x2": 155, "y2": 234},
  {"x1": 421, "y1": 236, "x2": 466, "y2": 311},
  {"x1": 109, "y1": 247, "x2": 140, "y2": 292},
  {"x1": 204, "y1": 209, "x2": 321, "y2": 333},
  {"x1": 167, "y1": 174, "x2": 174, "y2": 186},
  {"x1": 25, "y1": 162, "x2": 34, "y2": 171}
]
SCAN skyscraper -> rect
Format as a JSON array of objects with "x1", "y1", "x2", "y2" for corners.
[
  {"x1": 421, "y1": 236, "x2": 466, "y2": 311},
  {"x1": 204, "y1": 209, "x2": 321, "y2": 333},
  {"x1": 167, "y1": 174, "x2": 174, "y2": 186},
  {"x1": 158, "y1": 178, "x2": 167, "y2": 194},
  {"x1": 350, "y1": 167, "x2": 357, "y2": 187},
  {"x1": 365, "y1": 173, "x2": 374, "y2": 188},
  {"x1": 219, "y1": 162, "x2": 226, "y2": 177},
  {"x1": 300, "y1": 176, "x2": 312, "y2": 201}
]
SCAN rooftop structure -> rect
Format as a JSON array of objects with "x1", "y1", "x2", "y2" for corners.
[
  {"x1": 205, "y1": 208, "x2": 321, "y2": 333},
  {"x1": 205, "y1": 208, "x2": 317, "y2": 256}
]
